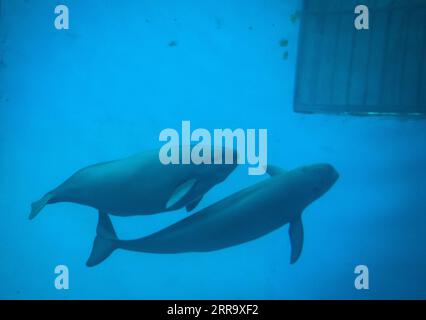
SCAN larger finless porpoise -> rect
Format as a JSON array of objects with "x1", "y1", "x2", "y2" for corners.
[
  {"x1": 29, "y1": 146, "x2": 238, "y2": 219},
  {"x1": 86, "y1": 163, "x2": 339, "y2": 267}
]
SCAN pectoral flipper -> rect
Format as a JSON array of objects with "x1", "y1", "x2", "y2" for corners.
[{"x1": 289, "y1": 218, "x2": 304, "y2": 264}]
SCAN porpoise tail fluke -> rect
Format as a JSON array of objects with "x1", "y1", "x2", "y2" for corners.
[
  {"x1": 86, "y1": 212, "x2": 119, "y2": 267},
  {"x1": 29, "y1": 193, "x2": 53, "y2": 220}
]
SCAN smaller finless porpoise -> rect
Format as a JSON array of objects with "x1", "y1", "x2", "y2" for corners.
[
  {"x1": 86, "y1": 163, "x2": 339, "y2": 267},
  {"x1": 29, "y1": 146, "x2": 238, "y2": 219}
]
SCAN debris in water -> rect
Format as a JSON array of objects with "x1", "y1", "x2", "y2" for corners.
[
  {"x1": 168, "y1": 40, "x2": 177, "y2": 47},
  {"x1": 215, "y1": 17, "x2": 224, "y2": 30},
  {"x1": 279, "y1": 38, "x2": 288, "y2": 47},
  {"x1": 282, "y1": 51, "x2": 289, "y2": 60},
  {"x1": 290, "y1": 11, "x2": 301, "y2": 24}
]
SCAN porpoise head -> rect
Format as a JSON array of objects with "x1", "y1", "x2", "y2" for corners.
[
  {"x1": 193, "y1": 145, "x2": 239, "y2": 182},
  {"x1": 167, "y1": 146, "x2": 239, "y2": 212},
  {"x1": 211, "y1": 146, "x2": 239, "y2": 181},
  {"x1": 263, "y1": 163, "x2": 338, "y2": 264},
  {"x1": 297, "y1": 163, "x2": 339, "y2": 201}
]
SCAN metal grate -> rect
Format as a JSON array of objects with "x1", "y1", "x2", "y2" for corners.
[{"x1": 294, "y1": 0, "x2": 426, "y2": 116}]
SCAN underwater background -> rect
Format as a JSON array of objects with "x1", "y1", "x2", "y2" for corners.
[{"x1": 1, "y1": 0, "x2": 426, "y2": 299}]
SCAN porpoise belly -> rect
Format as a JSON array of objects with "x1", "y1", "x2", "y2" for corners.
[
  {"x1": 51, "y1": 154, "x2": 190, "y2": 215},
  {"x1": 122, "y1": 198, "x2": 292, "y2": 253},
  {"x1": 56, "y1": 183, "x2": 171, "y2": 215}
]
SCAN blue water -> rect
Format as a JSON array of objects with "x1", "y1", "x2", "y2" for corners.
[{"x1": 1, "y1": 0, "x2": 426, "y2": 299}]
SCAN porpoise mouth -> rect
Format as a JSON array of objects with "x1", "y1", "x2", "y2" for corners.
[
  {"x1": 322, "y1": 163, "x2": 339, "y2": 183},
  {"x1": 332, "y1": 168, "x2": 339, "y2": 182}
]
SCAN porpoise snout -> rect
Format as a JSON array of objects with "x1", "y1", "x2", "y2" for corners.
[
  {"x1": 327, "y1": 164, "x2": 339, "y2": 183},
  {"x1": 310, "y1": 163, "x2": 339, "y2": 187}
]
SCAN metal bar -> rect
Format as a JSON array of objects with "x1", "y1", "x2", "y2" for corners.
[
  {"x1": 398, "y1": 7, "x2": 410, "y2": 108},
  {"x1": 378, "y1": 0, "x2": 394, "y2": 106},
  {"x1": 293, "y1": 0, "x2": 308, "y2": 109},
  {"x1": 305, "y1": 4, "x2": 426, "y2": 15},
  {"x1": 295, "y1": 103, "x2": 425, "y2": 114},
  {"x1": 345, "y1": 21, "x2": 356, "y2": 106},
  {"x1": 329, "y1": 10, "x2": 342, "y2": 105},
  {"x1": 416, "y1": 8, "x2": 426, "y2": 109},
  {"x1": 310, "y1": 11, "x2": 326, "y2": 105},
  {"x1": 362, "y1": 0, "x2": 377, "y2": 106}
]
